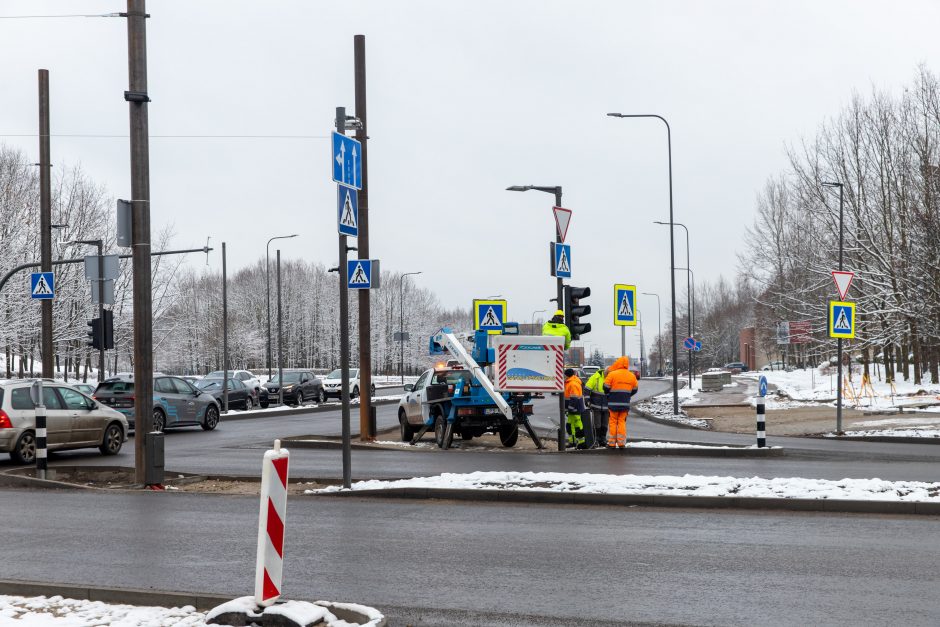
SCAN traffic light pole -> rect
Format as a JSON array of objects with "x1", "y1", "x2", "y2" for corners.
[
  {"x1": 96, "y1": 240, "x2": 105, "y2": 382},
  {"x1": 554, "y1": 188, "x2": 565, "y2": 453}
]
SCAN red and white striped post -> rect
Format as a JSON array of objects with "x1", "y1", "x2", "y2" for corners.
[{"x1": 254, "y1": 439, "x2": 290, "y2": 606}]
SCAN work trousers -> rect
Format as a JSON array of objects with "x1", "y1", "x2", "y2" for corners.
[
  {"x1": 566, "y1": 413, "x2": 585, "y2": 447},
  {"x1": 607, "y1": 410, "x2": 628, "y2": 447}
]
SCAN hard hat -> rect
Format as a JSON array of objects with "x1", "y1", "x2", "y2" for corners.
[{"x1": 554, "y1": 309, "x2": 564, "y2": 317}]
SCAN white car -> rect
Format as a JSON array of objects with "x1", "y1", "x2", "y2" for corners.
[
  {"x1": 205, "y1": 370, "x2": 262, "y2": 396},
  {"x1": 322, "y1": 368, "x2": 375, "y2": 400}
]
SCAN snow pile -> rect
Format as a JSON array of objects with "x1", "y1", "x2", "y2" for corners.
[
  {"x1": 635, "y1": 381, "x2": 710, "y2": 428},
  {"x1": 741, "y1": 368, "x2": 940, "y2": 407},
  {"x1": 307, "y1": 470, "x2": 940, "y2": 502}
]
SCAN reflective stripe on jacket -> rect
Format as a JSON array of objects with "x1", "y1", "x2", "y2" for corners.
[
  {"x1": 585, "y1": 371, "x2": 607, "y2": 409},
  {"x1": 607, "y1": 389, "x2": 632, "y2": 411},
  {"x1": 564, "y1": 375, "x2": 583, "y2": 413},
  {"x1": 604, "y1": 356, "x2": 639, "y2": 412},
  {"x1": 542, "y1": 321, "x2": 572, "y2": 349}
]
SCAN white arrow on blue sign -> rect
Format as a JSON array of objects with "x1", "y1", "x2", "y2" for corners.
[
  {"x1": 337, "y1": 184, "x2": 359, "y2": 237},
  {"x1": 759, "y1": 376, "x2": 768, "y2": 397},
  {"x1": 30, "y1": 272, "x2": 55, "y2": 300},
  {"x1": 332, "y1": 132, "x2": 362, "y2": 190}
]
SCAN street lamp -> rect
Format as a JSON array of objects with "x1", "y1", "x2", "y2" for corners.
[
  {"x1": 399, "y1": 271, "x2": 422, "y2": 384},
  {"x1": 822, "y1": 181, "x2": 845, "y2": 434},
  {"x1": 608, "y1": 113, "x2": 679, "y2": 415},
  {"x1": 507, "y1": 184, "x2": 567, "y2": 452},
  {"x1": 642, "y1": 292, "x2": 663, "y2": 376},
  {"x1": 655, "y1": 220, "x2": 693, "y2": 385},
  {"x1": 266, "y1": 234, "x2": 297, "y2": 379}
]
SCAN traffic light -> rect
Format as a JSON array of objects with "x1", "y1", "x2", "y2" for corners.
[
  {"x1": 86, "y1": 317, "x2": 101, "y2": 350},
  {"x1": 564, "y1": 285, "x2": 592, "y2": 340},
  {"x1": 102, "y1": 309, "x2": 114, "y2": 350}
]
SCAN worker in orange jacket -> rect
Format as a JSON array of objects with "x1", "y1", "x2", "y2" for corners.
[
  {"x1": 604, "y1": 356, "x2": 639, "y2": 449},
  {"x1": 563, "y1": 368, "x2": 586, "y2": 449}
]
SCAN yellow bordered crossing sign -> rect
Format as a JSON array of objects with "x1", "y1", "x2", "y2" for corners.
[
  {"x1": 474, "y1": 299, "x2": 507, "y2": 335},
  {"x1": 613, "y1": 284, "x2": 636, "y2": 327},
  {"x1": 828, "y1": 301, "x2": 855, "y2": 339}
]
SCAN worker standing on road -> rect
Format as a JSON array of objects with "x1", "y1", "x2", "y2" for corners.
[
  {"x1": 604, "y1": 356, "x2": 639, "y2": 449},
  {"x1": 542, "y1": 310, "x2": 571, "y2": 349},
  {"x1": 585, "y1": 367, "x2": 608, "y2": 448},
  {"x1": 564, "y1": 368, "x2": 586, "y2": 449}
]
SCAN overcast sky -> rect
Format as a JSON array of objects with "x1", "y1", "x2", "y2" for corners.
[{"x1": 2, "y1": 0, "x2": 939, "y2": 360}]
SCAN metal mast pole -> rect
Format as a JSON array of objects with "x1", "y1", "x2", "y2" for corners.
[
  {"x1": 355, "y1": 35, "x2": 373, "y2": 441},
  {"x1": 837, "y1": 183, "x2": 844, "y2": 434},
  {"x1": 38, "y1": 69, "x2": 54, "y2": 379},
  {"x1": 222, "y1": 242, "x2": 228, "y2": 412},
  {"x1": 554, "y1": 187, "x2": 566, "y2": 453},
  {"x1": 337, "y1": 107, "x2": 352, "y2": 488},
  {"x1": 96, "y1": 241, "x2": 105, "y2": 382},
  {"x1": 277, "y1": 250, "x2": 283, "y2": 407}
]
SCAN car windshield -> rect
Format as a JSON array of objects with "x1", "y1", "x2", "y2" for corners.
[
  {"x1": 195, "y1": 380, "x2": 222, "y2": 391},
  {"x1": 205, "y1": 371, "x2": 235, "y2": 379},
  {"x1": 326, "y1": 369, "x2": 356, "y2": 379},
  {"x1": 269, "y1": 372, "x2": 301, "y2": 384}
]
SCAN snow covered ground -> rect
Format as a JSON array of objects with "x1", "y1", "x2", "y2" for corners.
[
  {"x1": 634, "y1": 378, "x2": 711, "y2": 428},
  {"x1": 308, "y1": 470, "x2": 940, "y2": 502},
  {"x1": 0, "y1": 594, "x2": 383, "y2": 626}
]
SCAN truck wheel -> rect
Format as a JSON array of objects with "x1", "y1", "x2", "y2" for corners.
[
  {"x1": 434, "y1": 414, "x2": 446, "y2": 448},
  {"x1": 399, "y1": 410, "x2": 415, "y2": 442},
  {"x1": 460, "y1": 432, "x2": 473, "y2": 441},
  {"x1": 499, "y1": 423, "x2": 519, "y2": 447}
]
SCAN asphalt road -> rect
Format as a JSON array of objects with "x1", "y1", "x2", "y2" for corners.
[
  {"x1": 3, "y1": 378, "x2": 939, "y2": 482},
  {"x1": 1, "y1": 489, "x2": 937, "y2": 626}
]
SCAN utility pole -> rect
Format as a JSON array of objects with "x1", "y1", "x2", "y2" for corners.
[
  {"x1": 93, "y1": 241, "x2": 105, "y2": 382},
  {"x1": 38, "y1": 69, "x2": 53, "y2": 378},
  {"x1": 354, "y1": 35, "x2": 373, "y2": 441},
  {"x1": 125, "y1": 0, "x2": 154, "y2": 485},
  {"x1": 336, "y1": 106, "x2": 353, "y2": 489},
  {"x1": 277, "y1": 250, "x2": 283, "y2": 407},
  {"x1": 222, "y1": 242, "x2": 228, "y2": 412},
  {"x1": 553, "y1": 187, "x2": 566, "y2": 453}
]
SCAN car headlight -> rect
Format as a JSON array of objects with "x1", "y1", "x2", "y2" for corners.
[{"x1": 283, "y1": 384, "x2": 294, "y2": 390}]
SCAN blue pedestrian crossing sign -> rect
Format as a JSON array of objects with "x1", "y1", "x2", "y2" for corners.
[
  {"x1": 347, "y1": 259, "x2": 380, "y2": 290},
  {"x1": 30, "y1": 272, "x2": 55, "y2": 299},
  {"x1": 337, "y1": 184, "x2": 359, "y2": 237},
  {"x1": 473, "y1": 299, "x2": 507, "y2": 334},
  {"x1": 551, "y1": 242, "x2": 571, "y2": 279},
  {"x1": 332, "y1": 132, "x2": 362, "y2": 190},
  {"x1": 613, "y1": 284, "x2": 637, "y2": 327},
  {"x1": 829, "y1": 300, "x2": 855, "y2": 339}
]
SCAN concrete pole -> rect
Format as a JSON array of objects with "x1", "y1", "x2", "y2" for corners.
[{"x1": 38, "y1": 69, "x2": 53, "y2": 379}]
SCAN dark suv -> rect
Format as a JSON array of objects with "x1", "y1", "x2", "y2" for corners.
[
  {"x1": 94, "y1": 376, "x2": 221, "y2": 432},
  {"x1": 262, "y1": 371, "x2": 324, "y2": 406}
]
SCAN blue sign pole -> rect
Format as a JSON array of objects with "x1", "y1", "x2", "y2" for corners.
[{"x1": 756, "y1": 375, "x2": 767, "y2": 448}]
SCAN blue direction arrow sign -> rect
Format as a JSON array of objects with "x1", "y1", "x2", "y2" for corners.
[
  {"x1": 337, "y1": 184, "x2": 359, "y2": 237},
  {"x1": 694, "y1": 340, "x2": 702, "y2": 352},
  {"x1": 332, "y1": 132, "x2": 362, "y2": 190},
  {"x1": 347, "y1": 259, "x2": 380, "y2": 290},
  {"x1": 30, "y1": 272, "x2": 55, "y2": 300},
  {"x1": 551, "y1": 242, "x2": 571, "y2": 279},
  {"x1": 759, "y1": 376, "x2": 768, "y2": 397}
]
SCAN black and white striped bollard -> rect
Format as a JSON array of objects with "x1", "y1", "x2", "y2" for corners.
[
  {"x1": 30, "y1": 380, "x2": 47, "y2": 479},
  {"x1": 756, "y1": 375, "x2": 767, "y2": 448}
]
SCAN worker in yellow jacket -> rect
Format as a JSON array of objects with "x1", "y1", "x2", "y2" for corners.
[
  {"x1": 541, "y1": 310, "x2": 571, "y2": 349},
  {"x1": 564, "y1": 368, "x2": 586, "y2": 449},
  {"x1": 604, "y1": 356, "x2": 639, "y2": 449},
  {"x1": 585, "y1": 367, "x2": 608, "y2": 448}
]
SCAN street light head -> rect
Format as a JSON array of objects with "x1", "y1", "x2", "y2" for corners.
[
  {"x1": 506, "y1": 185, "x2": 532, "y2": 192},
  {"x1": 821, "y1": 181, "x2": 842, "y2": 188},
  {"x1": 607, "y1": 112, "x2": 624, "y2": 117}
]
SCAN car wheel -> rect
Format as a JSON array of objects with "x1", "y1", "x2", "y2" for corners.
[
  {"x1": 434, "y1": 414, "x2": 446, "y2": 448},
  {"x1": 244, "y1": 395, "x2": 254, "y2": 411},
  {"x1": 295, "y1": 391, "x2": 303, "y2": 406},
  {"x1": 399, "y1": 410, "x2": 415, "y2": 442},
  {"x1": 152, "y1": 408, "x2": 166, "y2": 433},
  {"x1": 99, "y1": 423, "x2": 124, "y2": 456},
  {"x1": 318, "y1": 388, "x2": 326, "y2": 404},
  {"x1": 11, "y1": 431, "x2": 36, "y2": 464},
  {"x1": 201, "y1": 404, "x2": 220, "y2": 431},
  {"x1": 260, "y1": 397, "x2": 269, "y2": 408},
  {"x1": 499, "y1": 423, "x2": 519, "y2": 447},
  {"x1": 351, "y1": 385, "x2": 360, "y2": 399},
  {"x1": 460, "y1": 432, "x2": 473, "y2": 441}
]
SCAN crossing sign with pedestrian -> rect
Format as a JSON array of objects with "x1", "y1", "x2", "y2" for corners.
[
  {"x1": 473, "y1": 299, "x2": 507, "y2": 334},
  {"x1": 551, "y1": 242, "x2": 571, "y2": 279},
  {"x1": 337, "y1": 184, "x2": 359, "y2": 237},
  {"x1": 347, "y1": 259, "x2": 380, "y2": 290},
  {"x1": 30, "y1": 272, "x2": 55, "y2": 300},
  {"x1": 829, "y1": 300, "x2": 855, "y2": 338},
  {"x1": 613, "y1": 284, "x2": 637, "y2": 327}
]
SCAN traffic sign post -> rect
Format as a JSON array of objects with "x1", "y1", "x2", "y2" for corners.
[
  {"x1": 30, "y1": 272, "x2": 55, "y2": 299},
  {"x1": 614, "y1": 284, "x2": 637, "y2": 327},
  {"x1": 332, "y1": 132, "x2": 362, "y2": 190},
  {"x1": 474, "y1": 299, "x2": 507, "y2": 334},
  {"x1": 756, "y1": 376, "x2": 767, "y2": 448},
  {"x1": 551, "y1": 242, "x2": 572, "y2": 279},
  {"x1": 337, "y1": 184, "x2": 359, "y2": 237}
]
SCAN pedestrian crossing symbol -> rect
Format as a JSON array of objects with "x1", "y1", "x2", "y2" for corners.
[
  {"x1": 614, "y1": 284, "x2": 637, "y2": 326},
  {"x1": 337, "y1": 184, "x2": 359, "y2": 237},
  {"x1": 828, "y1": 300, "x2": 855, "y2": 339},
  {"x1": 551, "y1": 242, "x2": 572, "y2": 279},
  {"x1": 347, "y1": 259, "x2": 380, "y2": 290},
  {"x1": 30, "y1": 272, "x2": 55, "y2": 300},
  {"x1": 473, "y1": 299, "x2": 507, "y2": 334}
]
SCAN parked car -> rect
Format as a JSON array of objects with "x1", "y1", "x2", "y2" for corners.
[
  {"x1": 263, "y1": 370, "x2": 324, "y2": 405},
  {"x1": 71, "y1": 382, "x2": 97, "y2": 396},
  {"x1": 195, "y1": 377, "x2": 255, "y2": 410},
  {"x1": 94, "y1": 375, "x2": 221, "y2": 432},
  {"x1": 761, "y1": 361, "x2": 787, "y2": 371},
  {"x1": 723, "y1": 362, "x2": 748, "y2": 372},
  {"x1": 205, "y1": 370, "x2": 262, "y2": 397},
  {"x1": 321, "y1": 368, "x2": 375, "y2": 400},
  {"x1": 0, "y1": 379, "x2": 128, "y2": 464},
  {"x1": 577, "y1": 365, "x2": 601, "y2": 386}
]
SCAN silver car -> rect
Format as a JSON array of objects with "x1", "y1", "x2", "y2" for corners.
[{"x1": 0, "y1": 379, "x2": 128, "y2": 464}]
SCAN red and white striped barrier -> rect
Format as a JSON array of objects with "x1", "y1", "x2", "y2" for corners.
[{"x1": 254, "y1": 439, "x2": 290, "y2": 607}]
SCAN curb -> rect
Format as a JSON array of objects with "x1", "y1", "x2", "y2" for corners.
[
  {"x1": 0, "y1": 579, "x2": 387, "y2": 625},
  {"x1": 807, "y1": 435, "x2": 940, "y2": 445},
  {"x1": 633, "y1": 409, "x2": 710, "y2": 431},
  {"x1": 219, "y1": 397, "x2": 400, "y2": 421},
  {"x1": 314, "y1": 486, "x2": 940, "y2": 516}
]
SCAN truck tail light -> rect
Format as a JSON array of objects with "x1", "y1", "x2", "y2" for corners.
[
  {"x1": 0, "y1": 410, "x2": 12, "y2": 429},
  {"x1": 522, "y1": 405, "x2": 534, "y2": 415},
  {"x1": 457, "y1": 408, "x2": 475, "y2": 416}
]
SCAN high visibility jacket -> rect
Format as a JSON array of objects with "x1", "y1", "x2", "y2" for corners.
[
  {"x1": 604, "y1": 356, "x2": 639, "y2": 411},
  {"x1": 542, "y1": 320, "x2": 571, "y2": 349},
  {"x1": 585, "y1": 370, "x2": 608, "y2": 409},
  {"x1": 564, "y1": 375, "x2": 584, "y2": 413}
]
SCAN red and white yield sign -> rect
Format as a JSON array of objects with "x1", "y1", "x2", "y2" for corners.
[
  {"x1": 553, "y1": 206, "x2": 572, "y2": 242},
  {"x1": 832, "y1": 271, "x2": 855, "y2": 300}
]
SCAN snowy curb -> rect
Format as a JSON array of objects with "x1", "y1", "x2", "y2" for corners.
[
  {"x1": 207, "y1": 595, "x2": 383, "y2": 626},
  {"x1": 0, "y1": 579, "x2": 234, "y2": 613}
]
